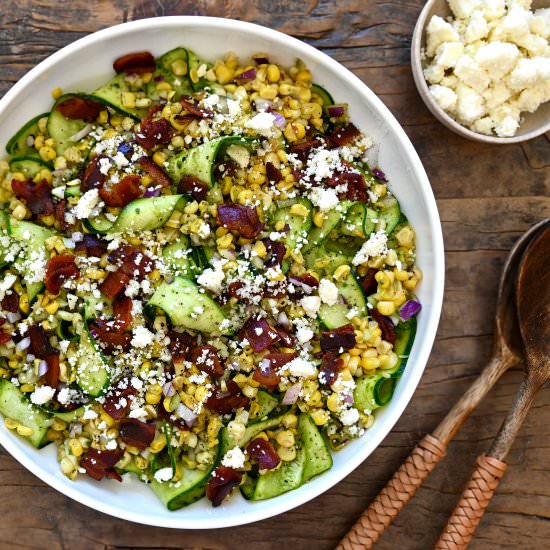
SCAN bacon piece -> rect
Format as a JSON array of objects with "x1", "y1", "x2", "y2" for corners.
[
  {"x1": 80, "y1": 448, "x2": 124, "y2": 482},
  {"x1": 113, "y1": 295, "x2": 133, "y2": 331},
  {"x1": 0, "y1": 332, "x2": 11, "y2": 345},
  {"x1": 113, "y1": 51, "x2": 156, "y2": 74},
  {"x1": 328, "y1": 123, "x2": 361, "y2": 147},
  {"x1": 55, "y1": 97, "x2": 103, "y2": 122},
  {"x1": 54, "y1": 199, "x2": 70, "y2": 230},
  {"x1": 371, "y1": 309, "x2": 397, "y2": 345},
  {"x1": 102, "y1": 385, "x2": 135, "y2": 420},
  {"x1": 75, "y1": 234, "x2": 109, "y2": 258},
  {"x1": 288, "y1": 273, "x2": 319, "y2": 299},
  {"x1": 275, "y1": 327, "x2": 295, "y2": 347},
  {"x1": 206, "y1": 466, "x2": 242, "y2": 507},
  {"x1": 28, "y1": 325, "x2": 55, "y2": 357},
  {"x1": 190, "y1": 345, "x2": 224, "y2": 378},
  {"x1": 11, "y1": 179, "x2": 54, "y2": 216},
  {"x1": 326, "y1": 170, "x2": 368, "y2": 202},
  {"x1": 1, "y1": 291, "x2": 19, "y2": 313},
  {"x1": 81, "y1": 154, "x2": 109, "y2": 192},
  {"x1": 119, "y1": 418, "x2": 156, "y2": 450},
  {"x1": 99, "y1": 174, "x2": 142, "y2": 207},
  {"x1": 167, "y1": 330, "x2": 194, "y2": 362},
  {"x1": 263, "y1": 239, "x2": 286, "y2": 268},
  {"x1": 361, "y1": 268, "x2": 379, "y2": 296},
  {"x1": 138, "y1": 156, "x2": 172, "y2": 187},
  {"x1": 180, "y1": 97, "x2": 213, "y2": 118},
  {"x1": 252, "y1": 352, "x2": 295, "y2": 390},
  {"x1": 100, "y1": 270, "x2": 130, "y2": 299},
  {"x1": 135, "y1": 106, "x2": 174, "y2": 150},
  {"x1": 177, "y1": 175, "x2": 209, "y2": 201},
  {"x1": 289, "y1": 137, "x2": 323, "y2": 162},
  {"x1": 319, "y1": 351, "x2": 343, "y2": 386},
  {"x1": 44, "y1": 354, "x2": 60, "y2": 388},
  {"x1": 247, "y1": 438, "x2": 280, "y2": 470},
  {"x1": 44, "y1": 255, "x2": 79, "y2": 295},
  {"x1": 205, "y1": 379, "x2": 249, "y2": 414},
  {"x1": 265, "y1": 161, "x2": 282, "y2": 183},
  {"x1": 240, "y1": 317, "x2": 280, "y2": 353},
  {"x1": 217, "y1": 203, "x2": 264, "y2": 239},
  {"x1": 320, "y1": 323, "x2": 356, "y2": 353},
  {"x1": 89, "y1": 319, "x2": 132, "y2": 354}
]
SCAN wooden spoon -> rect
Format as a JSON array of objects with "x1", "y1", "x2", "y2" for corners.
[
  {"x1": 435, "y1": 224, "x2": 550, "y2": 549},
  {"x1": 337, "y1": 218, "x2": 550, "y2": 550}
]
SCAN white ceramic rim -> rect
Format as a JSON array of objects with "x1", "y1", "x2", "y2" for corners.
[{"x1": 0, "y1": 16, "x2": 445, "y2": 529}]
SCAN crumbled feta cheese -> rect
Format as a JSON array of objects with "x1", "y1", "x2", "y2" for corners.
[
  {"x1": 434, "y1": 42, "x2": 464, "y2": 68},
  {"x1": 197, "y1": 263, "x2": 225, "y2": 294},
  {"x1": 318, "y1": 279, "x2": 338, "y2": 306},
  {"x1": 296, "y1": 326, "x2": 314, "y2": 344},
  {"x1": 74, "y1": 189, "x2": 102, "y2": 220},
  {"x1": 131, "y1": 326, "x2": 154, "y2": 348},
  {"x1": 340, "y1": 407, "x2": 360, "y2": 426},
  {"x1": 221, "y1": 446, "x2": 246, "y2": 469},
  {"x1": 475, "y1": 42, "x2": 519, "y2": 80},
  {"x1": 286, "y1": 357, "x2": 317, "y2": 378},
  {"x1": 245, "y1": 112, "x2": 276, "y2": 135},
  {"x1": 82, "y1": 409, "x2": 99, "y2": 420},
  {"x1": 300, "y1": 296, "x2": 321, "y2": 318},
  {"x1": 309, "y1": 187, "x2": 339, "y2": 212},
  {"x1": 154, "y1": 467, "x2": 174, "y2": 483},
  {"x1": 352, "y1": 231, "x2": 388, "y2": 266},
  {"x1": 426, "y1": 15, "x2": 460, "y2": 56},
  {"x1": 30, "y1": 385, "x2": 56, "y2": 405},
  {"x1": 429, "y1": 84, "x2": 458, "y2": 111}
]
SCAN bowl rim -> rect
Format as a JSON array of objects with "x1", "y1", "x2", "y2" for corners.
[
  {"x1": 0, "y1": 15, "x2": 445, "y2": 529},
  {"x1": 410, "y1": 0, "x2": 550, "y2": 144}
]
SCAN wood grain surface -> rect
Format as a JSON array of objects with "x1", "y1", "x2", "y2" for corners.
[{"x1": 1, "y1": 1, "x2": 549, "y2": 549}]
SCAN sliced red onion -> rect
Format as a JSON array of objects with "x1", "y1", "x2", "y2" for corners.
[
  {"x1": 69, "y1": 124, "x2": 93, "y2": 142},
  {"x1": 176, "y1": 403, "x2": 198, "y2": 427},
  {"x1": 6, "y1": 312, "x2": 21, "y2": 323},
  {"x1": 365, "y1": 142, "x2": 379, "y2": 168},
  {"x1": 327, "y1": 104, "x2": 347, "y2": 118},
  {"x1": 143, "y1": 187, "x2": 161, "y2": 198},
  {"x1": 252, "y1": 54, "x2": 269, "y2": 64},
  {"x1": 254, "y1": 98, "x2": 273, "y2": 112},
  {"x1": 273, "y1": 112, "x2": 286, "y2": 128},
  {"x1": 372, "y1": 168, "x2": 388, "y2": 182},
  {"x1": 162, "y1": 381, "x2": 176, "y2": 397},
  {"x1": 289, "y1": 277, "x2": 314, "y2": 295},
  {"x1": 154, "y1": 74, "x2": 165, "y2": 82},
  {"x1": 277, "y1": 312, "x2": 290, "y2": 328},
  {"x1": 237, "y1": 68, "x2": 257, "y2": 80},
  {"x1": 282, "y1": 382, "x2": 302, "y2": 405},
  {"x1": 342, "y1": 393, "x2": 354, "y2": 404},
  {"x1": 400, "y1": 299, "x2": 421, "y2": 321},
  {"x1": 16, "y1": 336, "x2": 30, "y2": 352},
  {"x1": 37, "y1": 359, "x2": 49, "y2": 376}
]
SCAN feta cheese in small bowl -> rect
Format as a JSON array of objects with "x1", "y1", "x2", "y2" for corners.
[{"x1": 412, "y1": 0, "x2": 550, "y2": 143}]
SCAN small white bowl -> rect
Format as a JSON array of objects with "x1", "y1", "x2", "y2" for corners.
[
  {"x1": 411, "y1": 0, "x2": 550, "y2": 144},
  {"x1": 0, "y1": 17, "x2": 445, "y2": 528}
]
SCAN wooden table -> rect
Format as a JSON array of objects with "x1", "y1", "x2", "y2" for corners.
[{"x1": 1, "y1": 1, "x2": 549, "y2": 548}]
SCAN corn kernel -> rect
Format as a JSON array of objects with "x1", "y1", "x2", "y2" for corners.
[
  {"x1": 60, "y1": 457, "x2": 75, "y2": 475},
  {"x1": 44, "y1": 301, "x2": 60, "y2": 315},
  {"x1": 377, "y1": 300, "x2": 395, "y2": 316},
  {"x1": 276, "y1": 430, "x2": 295, "y2": 448},
  {"x1": 69, "y1": 438, "x2": 83, "y2": 456},
  {"x1": 121, "y1": 91, "x2": 136, "y2": 109},
  {"x1": 278, "y1": 445, "x2": 297, "y2": 462},
  {"x1": 20, "y1": 383, "x2": 34, "y2": 393},
  {"x1": 51, "y1": 87, "x2": 63, "y2": 100},
  {"x1": 252, "y1": 240, "x2": 267, "y2": 259},
  {"x1": 282, "y1": 413, "x2": 298, "y2": 428},
  {"x1": 310, "y1": 409, "x2": 330, "y2": 426},
  {"x1": 333, "y1": 264, "x2": 351, "y2": 282},
  {"x1": 171, "y1": 58, "x2": 188, "y2": 76},
  {"x1": 327, "y1": 392, "x2": 342, "y2": 412},
  {"x1": 39, "y1": 146, "x2": 56, "y2": 162},
  {"x1": 266, "y1": 64, "x2": 281, "y2": 82},
  {"x1": 5, "y1": 418, "x2": 18, "y2": 430},
  {"x1": 215, "y1": 64, "x2": 234, "y2": 84},
  {"x1": 52, "y1": 418, "x2": 67, "y2": 431},
  {"x1": 313, "y1": 211, "x2": 326, "y2": 228}
]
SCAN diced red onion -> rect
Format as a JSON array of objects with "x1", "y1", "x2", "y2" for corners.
[
  {"x1": 372, "y1": 168, "x2": 388, "y2": 182},
  {"x1": 400, "y1": 299, "x2": 421, "y2": 320},
  {"x1": 176, "y1": 403, "x2": 198, "y2": 427},
  {"x1": 154, "y1": 75, "x2": 165, "y2": 82},
  {"x1": 282, "y1": 382, "x2": 302, "y2": 405},
  {"x1": 7, "y1": 312, "x2": 21, "y2": 323},
  {"x1": 273, "y1": 112, "x2": 286, "y2": 128},
  {"x1": 252, "y1": 54, "x2": 269, "y2": 65},
  {"x1": 342, "y1": 393, "x2": 354, "y2": 404},
  {"x1": 16, "y1": 336, "x2": 30, "y2": 352},
  {"x1": 143, "y1": 187, "x2": 161, "y2": 198},
  {"x1": 253, "y1": 98, "x2": 273, "y2": 112},
  {"x1": 237, "y1": 68, "x2": 257, "y2": 80},
  {"x1": 365, "y1": 142, "x2": 379, "y2": 168},
  {"x1": 327, "y1": 104, "x2": 347, "y2": 118},
  {"x1": 162, "y1": 381, "x2": 176, "y2": 397},
  {"x1": 69, "y1": 124, "x2": 93, "y2": 142},
  {"x1": 37, "y1": 359, "x2": 49, "y2": 376},
  {"x1": 277, "y1": 312, "x2": 290, "y2": 327}
]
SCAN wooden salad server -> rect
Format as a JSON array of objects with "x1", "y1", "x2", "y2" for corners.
[
  {"x1": 337, "y1": 218, "x2": 550, "y2": 550},
  {"x1": 435, "y1": 223, "x2": 550, "y2": 549}
]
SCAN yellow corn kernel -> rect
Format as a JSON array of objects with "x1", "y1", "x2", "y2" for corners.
[
  {"x1": 403, "y1": 278, "x2": 417, "y2": 291},
  {"x1": 121, "y1": 91, "x2": 136, "y2": 109},
  {"x1": 216, "y1": 233, "x2": 234, "y2": 249},
  {"x1": 278, "y1": 445, "x2": 297, "y2": 462},
  {"x1": 51, "y1": 418, "x2": 67, "y2": 432},
  {"x1": 266, "y1": 64, "x2": 281, "y2": 82},
  {"x1": 156, "y1": 81, "x2": 173, "y2": 92},
  {"x1": 145, "y1": 390, "x2": 162, "y2": 405},
  {"x1": 395, "y1": 270, "x2": 410, "y2": 282},
  {"x1": 181, "y1": 430, "x2": 198, "y2": 448},
  {"x1": 184, "y1": 201, "x2": 199, "y2": 215},
  {"x1": 69, "y1": 438, "x2": 83, "y2": 457},
  {"x1": 259, "y1": 85, "x2": 278, "y2": 100},
  {"x1": 87, "y1": 268, "x2": 106, "y2": 281},
  {"x1": 11, "y1": 204, "x2": 27, "y2": 221},
  {"x1": 327, "y1": 392, "x2": 342, "y2": 412},
  {"x1": 252, "y1": 240, "x2": 267, "y2": 259},
  {"x1": 5, "y1": 418, "x2": 19, "y2": 430},
  {"x1": 60, "y1": 457, "x2": 75, "y2": 475},
  {"x1": 247, "y1": 171, "x2": 266, "y2": 186},
  {"x1": 276, "y1": 430, "x2": 295, "y2": 448},
  {"x1": 313, "y1": 211, "x2": 326, "y2": 228},
  {"x1": 171, "y1": 58, "x2": 188, "y2": 76},
  {"x1": 380, "y1": 352, "x2": 398, "y2": 370},
  {"x1": 39, "y1": 146, "x2": 56, "y2": 162},
  {"x1": 134, "y1": 456, "x2": 148, "y2": 470},
  {"x1": 307, "y1": 390, "x2": 323, "y2": 407},
  {"x1": 153, "y1": 151, "x2": 166, "y2": 166},
  {"x1": 310, "y1": 409, "x2": 330, "y2": 426},
  {"x1": 149, "y1": 434, "x2": 167, "y2": 453},
  {"x1": 282, "y1": 414, "x2": 298, "y2": 428},
  {"x1": 288, "y1": 203, "x2": 308, "y2": 218},
  {"x1": 149, "y1": 269, "x2": 161, "y2": 282},
  {"x1": 44, "y1": 301, "x2": 60, "y2": 315},
  {"x1": 215, "y1": 64, "x2": 234, "y2": 84},
  {"x1": 227, "y1": 420, "x2": 246, "y2": 442},
  {"x1": 362, "y1": 357, "x2": 380, "y2": 370},
  {"x1": 377, "y1": 300, "x2": 395, "y2": 316},
  {"x1": 20, "y1": 383, "x2": 34, "y2": 393},
  {"x1": 333, "y1": 264, "x2": 351, "y2": 282},
  {"x1": 194, "y1": 385, "x2": 209, "y2": 403},
  {"x1": 50, "y1": 87, "x2": 63, "y2": 100}
]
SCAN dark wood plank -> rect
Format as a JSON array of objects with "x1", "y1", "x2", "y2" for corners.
[{"x1": 0, "y1": 1, "x2": 549, "y2": 549}]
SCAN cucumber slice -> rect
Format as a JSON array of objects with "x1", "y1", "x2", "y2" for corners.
[
  {"x1": 9, "y1": 156, "x2": 51, "y2": 179},
  {"x1": 377, "y1": 196, "x2": 401, "y2": 235},
  {"x1": 75, "y1": 323, "x2": 111, "y2": 397},
  {"x1": 6, "y1": 113, "x2": 48, "y2": 157},
  {"x1": 251, "y1": 390, "x2": 279, "y2": 421},
  {"x1": 220, "y1": 414, "x2": 284, "y2": 456},
  {"x1": 354, "y1": 373, "x2": 396, "y2": 412},
  {"x1": 341, "y1": 203, "x2": 377, "y2": 239},
  {"x1": 91, "y1": 73, "x2": 149, "y2": 120},
  {"x1": 85, "y1": 195, "x2": 185, "y2": 234},
  {"x1": 311, "y1": 83, "x2": 334, "y2": 109},
  {"x1": 187, "y1": 49, "x2": 212, "y2": 91},
  {"x1": 303, "y1": 245, "x2": 349, "y2": 275},
  {"x1": 299, "y1": 414, "x2": 333, "y2": 482},
  {"x1": 302, "y1": 201, "x2": 352, "y2": 254},
  {"x1": 390, "y1": 316, "x2": 417, "y2": 377},
  {"x1": 147, "y1": 277, "x2": 227, "y2": 334},
  {"x1": 318, "y1": 271, "x2": 367, "y2": 329},
  {"x1": 154, "y1": 47, "x2": 193, "y2": 99},
  {"x1": 0, "y1": 379, "x2": 52, "y2": 448},
  {"x1": 162, "y1": 237, "x2": 198, "y2": 278},
  {"x1": 40, "y1": 405, "x2": 85, "y2": 423}
]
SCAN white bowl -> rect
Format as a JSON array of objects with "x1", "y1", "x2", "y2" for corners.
[{"x1": 0, "y1": 16, "x2": 445, "y2": 529}]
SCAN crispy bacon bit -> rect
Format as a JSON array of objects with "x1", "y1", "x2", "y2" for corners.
[
  {"x1": 275, "y1": 327, "x2": 295, "y2": 347},
  {"x1": 54, "y1": 199, "x2": 70, "y2": 230},
  {"x1": 263, "y1": 239, "x2": 286, "y2": 268},
  {"x1": 81, "y1": 154, "x2": 109, "y2": 192},
  {"x1": 11, "y1": 179, "x2": 54, "y2": 217},
  {"x1": 1, "y1": 291, "x2": 19, "y2": 313},
  {"x1": 44, "y1": 255, "x2": 79, "y2": 295},
  {"x1": 328, "y1": 123, "x2": 361, "y2": 147},
  {"x1": 241, "y1": 317, "x2": 280, "y2": 353},
  {"x1": 319, "y1": 352, "x2": 343, "y2": 386},
  {"x1": 168, "y1": 330, "x2": 194, "y2": 362},
  {"x1": 55, "y1": 97, "x2": 103, "y2": 122},
  {"x1": 190, "y1": 345, "x2": 224, "y2": 378},
  {"x1": 326, "y1": 169, "x2": 368, "y2": 202},
  {"x1": 177, "y1": 175, "x2": 209, "y2": 201},
  {"x1": 99, "y1": 174, "x2": 142, "y2": 207},
  {"x1": 288, "y1": 273, "x2": 319, "y2": 299},
  {"x1": 247, "y1": 438, "x2": 280, "y2": 470},
  {"x1": 100, "y1": 270, "x2": 130, "y2": 299},
  {"x1": 180, "y1": 97, "x2": 213, "y2": 118},
  {"x1": 371, "y1": 309, "x2": 397, "y2": 344},
  {"x1": 75, "y1": 234, "x2": 109, "y2": 258},
  {"x1": 138, "y1": 156, "x2": 172, "y2": 187},
  {"x1": 113, "y1": 51, "x2": 156, "y2": 74},
  {"x1": 320, "y1": 323, "x2": 356, "y2": 353},
  {"x1": 253, "y1": 352, "x2": 295, "y2": 390},
  {"x1": 113, "y1": 295, "x2": 133, "y2": 331},
  {"x1": 289, "y1": 137, "x2": 324, "y2": 162},
  {"x1": 135, "y1": 106, "x2": 174, "y2": 150},
  {"x1": 361, "y1": 268, "x2": 379, "y2": 296},
  {"x1": 265, "y1": 161, "x2": 282, "y2": 183},
  {"x1": 89, "y1": 320, "x2": 132, "y2": 354},
  {"x1": 102, "y1": 385, "x2": 135, "y2": 420},
  {"x1": 119, "y1": 418, "x2": 156, "y2": 450},
  {"x1": 206, "y1": 466, "x2": 242, "y2": 507},
  {"x1": 217, "y1": 203, "x2": 264, "y2": 239},
  {"x1": 0, "y1": 332, "x2": 11, "y2": 345},
  {"x1": 29, "y1": 325, "x2": 54, "y2": 357},
  {"x1": 205, "y1": 379, "x2": 249, "y2": 414},
  {"x1": 80, "y1": 448, "x2": 124, "y2": 482},
  {"x1": 44, "y1": 354, "x2": 60, "y2": 388}
]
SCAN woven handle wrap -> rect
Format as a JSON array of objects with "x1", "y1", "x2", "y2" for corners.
[
  {"x1": 337, "y1": 434, "x2": 446, "y2": 550},
  {"x1": 434, "y1": 455, "x2": 507, "y2": 550}
]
